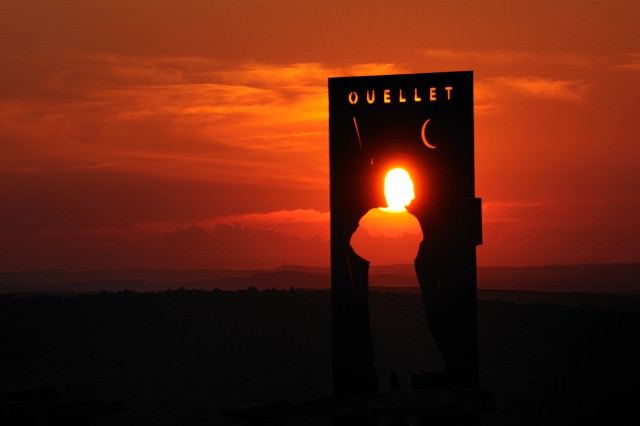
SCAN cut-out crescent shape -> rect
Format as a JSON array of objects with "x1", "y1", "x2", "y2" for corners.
[{"x1": 421, "y1": 118, "x2": 436, "y2": 149}]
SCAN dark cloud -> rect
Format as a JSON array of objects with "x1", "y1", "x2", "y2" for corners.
[
  {"x1": 0, "y1": 223, "x2": 328, "y2": 271},
  {"x1": 0, "y1": 169, "x2": 327, "y2": 230}
]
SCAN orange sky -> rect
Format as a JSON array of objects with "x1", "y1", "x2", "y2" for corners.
[{"x1": 1, "y1": 1, "x2": 639, "y2": 270}]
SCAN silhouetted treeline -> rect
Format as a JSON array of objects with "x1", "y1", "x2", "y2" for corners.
[
  {"x1": 1, "y1": 289, "x2": 638, "y2": 425},
  {"x1": 2, "y1": 263, "x2": 639, "y2": 294}
]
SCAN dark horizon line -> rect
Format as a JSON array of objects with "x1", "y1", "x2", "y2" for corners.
[{"x1": 2, "y1": 261, "x2": 640, "y2": 274}]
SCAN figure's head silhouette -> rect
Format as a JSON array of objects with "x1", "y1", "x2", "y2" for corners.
[{"x1": 382, "y1": 168, "x2": 415, "y2": 213}]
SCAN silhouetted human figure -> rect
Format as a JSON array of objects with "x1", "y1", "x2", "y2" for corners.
[{"x1": 351, "y1": 171, "x2": 479, "y2": 390}]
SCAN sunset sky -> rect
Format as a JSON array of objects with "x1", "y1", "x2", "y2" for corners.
[{"x1": 1, "y1": 0, "x2": 639, "y2": 271}]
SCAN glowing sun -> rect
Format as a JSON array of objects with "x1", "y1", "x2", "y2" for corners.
[{"x1": 383, "y1": 168, "x2": 415, "y2": 212}]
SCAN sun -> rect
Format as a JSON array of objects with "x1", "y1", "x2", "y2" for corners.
[{"x1": 382, "y1": 168, "x2": 415, "y2": 212}]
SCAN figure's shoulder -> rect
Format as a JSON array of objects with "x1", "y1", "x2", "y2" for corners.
[{"x1": 357, "y1": 208, "x2": 421, "y2": 238}]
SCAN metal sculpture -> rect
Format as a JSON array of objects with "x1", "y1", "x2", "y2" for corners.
[{"x1": 329, "y1": 71, "x2": 482, "y2": 397}]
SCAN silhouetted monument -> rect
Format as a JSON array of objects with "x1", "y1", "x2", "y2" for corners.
[
  {"x1": 329, "y1": 72, "x2": 482, "y2": 396},
  {"x1": 224, "y1": 71, "x2": 486, "y2": 425}
]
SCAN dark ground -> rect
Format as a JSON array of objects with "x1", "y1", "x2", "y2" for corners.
[{"x1": 1, "y1": 289, "x2": 639, "y2": 425}]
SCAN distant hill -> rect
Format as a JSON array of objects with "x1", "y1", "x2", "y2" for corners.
[
  {"x1": 0, "y1": 268, "x2": 260, "y2": 293},
  {"x1": 1, "y1": 263, "x2": 639, "y2": 294},
  {"x1": 478, "y1": 263, "x2": 640, "y2": 294}
]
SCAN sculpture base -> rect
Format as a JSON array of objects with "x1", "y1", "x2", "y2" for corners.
[{"x1": 222, "y1": 388, "x2": 493, "y2": 425}]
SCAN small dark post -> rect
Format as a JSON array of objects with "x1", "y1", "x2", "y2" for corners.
[{"x1": 329, "y1": 72, "x2": 482, "y2": 397}]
